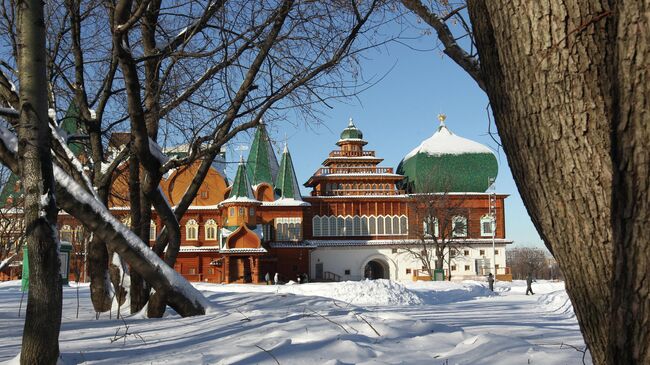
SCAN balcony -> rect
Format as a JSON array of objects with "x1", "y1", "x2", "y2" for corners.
[
  {"x1": 314, "y1": 166, "x2": 395, "y2": 175},
  {"x1": 328, "y1": 150, "x2": 376, "y2": 158},
  {"x1": 311, "y1": 189, "x2": 405, "y2": 197}
]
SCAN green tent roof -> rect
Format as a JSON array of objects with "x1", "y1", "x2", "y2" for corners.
[
  {"x1": 246, "y1": 123, "x2": 279, "y2": 186},
  {"x1": 228, "y1": 159, "x2": 255, "y2": 200},
  {"x1": 274, "y1": 145, "x2": 303, "y2": 200},
  {"x1": 59, "y1": 102, "x2": 87, "y2": 156}
]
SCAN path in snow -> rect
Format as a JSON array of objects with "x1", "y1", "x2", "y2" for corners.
[{"x1": 0, "y1": 280, "x2": 591, "y2": 365}]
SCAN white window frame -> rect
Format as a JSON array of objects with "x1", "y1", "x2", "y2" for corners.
[
  {"x1": 186, "y1": 219, "x2": 199, "y2": 241},
  {"x1": 205, "y1": 219, "x2": 218, "y2": 240},
  {"x1": 480, "y1": 214, "x2": 495, "y2": 237},
  {"x1": 423, "y1": 216, "x2": 438, "y2": 237},
  {"x1": 149, "y1": 220, "x2": 157, "y2": 241},
  {"x1": 452, "y1": 215, "x2": 468, "y2": 238}
]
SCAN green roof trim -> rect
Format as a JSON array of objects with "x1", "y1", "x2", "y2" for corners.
[
  {"x1": 274, "y1": 145, "x2": 302, "y2": 200},
  {"x1": 229, "y1": 160, "x2": 254, "y2": 199},
  {"x1": 246, "y1": 124, "x2": 279, "y2": 186}
]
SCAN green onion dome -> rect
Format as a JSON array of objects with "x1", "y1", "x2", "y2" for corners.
[
  {"x1": 339, "y1": 118, "x2": 364, "y2": 140},
  {"x1": 397, "y1": 114, "x2": 498, "y2": 193}
]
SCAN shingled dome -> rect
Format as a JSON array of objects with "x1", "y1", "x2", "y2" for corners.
[
  {"x1": 339, "y1": 118, "x2": 363, "y2": 140},
  {"x1": 397, "y1": 114, "x2": 498, "y2": 193}
]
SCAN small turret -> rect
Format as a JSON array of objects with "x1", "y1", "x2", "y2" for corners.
[{"x1": 220, "y1": 158, "x2": 261, "y2": 228}]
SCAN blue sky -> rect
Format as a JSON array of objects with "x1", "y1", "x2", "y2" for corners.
[{"x1": 228, "y1": 20, "x2": 545, "y2": 250}]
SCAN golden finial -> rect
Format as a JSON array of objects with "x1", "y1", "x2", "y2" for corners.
[{"x1": 437, "y1": 113, "x2": 447, "y2": 127}]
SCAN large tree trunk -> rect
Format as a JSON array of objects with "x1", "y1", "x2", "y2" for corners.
[
  {"x1": 16, "y1": 0, "x2": 62, "y2": 363},
  {"x1": 467, "y1": 0, "x2": 650, "y2": 363},
  {"x1": 608, "y1": 0, "x2": 649, "y2": 362}
]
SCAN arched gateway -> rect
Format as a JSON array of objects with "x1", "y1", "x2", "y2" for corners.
[{"x1": 364, "y1": 259, "x2": 389, "y2": 280}]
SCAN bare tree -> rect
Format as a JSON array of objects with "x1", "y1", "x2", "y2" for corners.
[
  {"x1": 399, "y1": 190, "x2": 468, "y2": 280},
  {"x1": 14, "y1": 0, "x2": 62, "y2": 363},
  {"x1": 506, "y1": 247, "x2": 547, "y2": 280},
  {"x1": 1, "y1": 0, "x2": 391, "y2": 319},
  {"x1": 400, "y1": 0, "x2": 649, "y2": 363}
]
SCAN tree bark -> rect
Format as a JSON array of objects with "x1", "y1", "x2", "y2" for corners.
[
  {"x1": 467, "y1": 1, "x2": 613, "y2": 363},
  {"x1": 608, "y1": 0, "x2": 650, "y2": 362},
  {"x1": 16, "y1": 0, "x2": 62, "y2": 363}
]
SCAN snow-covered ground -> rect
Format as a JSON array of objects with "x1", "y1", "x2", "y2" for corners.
[{"x1": 0, "y1": 279, "x2": 591, "y2": 364}]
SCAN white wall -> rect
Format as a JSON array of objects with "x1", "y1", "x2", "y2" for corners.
[{"x1": 310, "y1": 244, "x2": 508, "y2": 282}]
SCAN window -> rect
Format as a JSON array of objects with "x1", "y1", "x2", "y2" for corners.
[
  {"x1": 75, "y1": 226, "x2": 84, "y2": 243},
  {"x1": 384, "y1": 216, "x2": 392, "y2": 235},
  {"x1": 451, "y1": 265, "x2": 457, "y2": 271},
  {"x1": 344, "y1": 269, "x2": 351, "y2": 275},
  {"x1": 263, "y1": 224, "x2": 271, "y2": 242},
  {"x1": 464, "y1": 265, "x2": 471, "y2": 271},
  {"x1": 423, "y1": 217, "x2": 439, "y2": 237},
  {"x1": 249, "y1": 207, "x2": 255, "y2": 216},
  {"x1": 452, "y1": 216, "x2": 468, "y2": 237},
  {"x1": 239, "y1": 207, "x2": 245, "y2": 216},
  {"x1": 464, "y1": 250, "x2": 470, "y2": 256},
  {"x1": 495, "y1": 264, "x2": 500, "y2": 270},
  {"x1": 480, "y1": 249, "x2": 485, "y2": 256},
  {"x1": 275, "y1": 218, "x2": 302, "y2": 241},
  {"x1": 369, "y1": 216, "x2": 377, "y2": 235},
  {"x1": 392, "y1": 248, "x2": 398, "y2": 254},
  {"x1": 200, "y1": 190, "x2": 209, "y2": 199},
  {"x1": 328, "y1": 216, "x2": 337, "y2": 236},
  {"x1": 186, "y1": 219, "x2": 198, "y2": 240},
  {"x1": 312, "y1": 216, "x2": 322, "y2": 237},
  {"x1": 377, "y1": 216, "x2": 385, "y2": 235},
  {"x1": 60, "y1": 225, "x2": 73, "y2": 243},
  {"x1": 406, "y1": 268, "x2": 412, "y2": 274},
  {"x1": 205, "y1": 219, "x2": 218, "y2": 240},
  {"x1": 399, "y1": 216, "x2": 408, "y2": 235},
  {"x1": 229, "y1": 208, "x2": 235, "y2": 217},
  {"x1": 344, "y1": 216, "x2": 353, "y2": 236},
  {"x1": 353, "y1": 216, "x2": 361, "y2": 236},
  {"x1": 392, "y1": 216, "x2": 400, "y2": 235},
  {"x1": 480, "y1": 215, "x2": 495, "y2": 237},
  {"x1": 188, "y1": 268, "x2": 196, "y2": 275},
  {"x1": 495, "y1": 249, "x2": 499, "y2": 255},
  {"x1": 149, "y1": 221, "x2": 157, "y2": 241},
  {"x1": 360, "y1": 216, "x2": 369, "y2": 235},
  {"x1": 336, "y1": 217, "x2": 344, "y2": 236}
]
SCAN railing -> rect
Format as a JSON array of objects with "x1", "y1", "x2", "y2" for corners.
[
  {"x1": 314, "y1": 166, "x2": 394, "y2": 175},
  {"x1": 323, "y1": 271, "x2": 341, "y2": 282},
  {"x1": 329, "y1": 150, "x2": 376, "y2": 158},
  {"x1": 312, "y1": 189, "x2": 405, "y2": 197}
]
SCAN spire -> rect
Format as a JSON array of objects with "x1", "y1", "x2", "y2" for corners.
[
  {"x1": 275, "y1": 145, "x2": 303, "y2": 201},
  {"x1": 348, "y1": 117, "x2": 354, "y2": 127},
  {"x1": 246, "y1": 124, "x2": 279, "y2": 186},
  {"x1": 229, "y1": 159, "x2": 255, "y2": 199}
]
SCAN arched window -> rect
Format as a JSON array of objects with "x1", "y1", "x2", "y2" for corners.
[
  {"x1": 399, "y1": 216, "x2": 408, "y2": 235},
  {"x1": 205, "y1": 219, "x2": 218, "y2": 240},
  {"x1": 275, "y1": 218, "x2": 302, "y2": 241},
  {"x1": 369, "y1": 216, "x2": 377, "y2": 235},
  {"x1": 361, "y1": 216, "x2": 370, "y2": 235},
  {"x1": 336, "y1": 216, "x2": 344, "y2": 236},
  {"x1": 392, "y1": 216, "x2": 400, "y2": 234},
  {"x1": 149, "y1": 221, "x2": 157, "y2": 241},
  {"x1": 423, "y1": 217, "x2": 438, "y2": 237},
  {"x1": 122, "y1": 217, "x2": 131, "y2": 227},
  {"x1": 328, "y1": 216, "x2": 337, "y2": 236},
  {"x1": 312, "y1": 216, "x2": 322, "y2": 237},
  {"x1": 353, "y1": 216, "x2": 362, "y2": 236},
  {"x1": 344, "y1": 216, "x2": 353, "y2": 236},
  {"x1": 186, "y1": 219, "x2": 198, "y2": 241},
  {"x1": 480, "y1": 215, "x2": 495, "y2": 237},
  {"x1": 452, "y1": 216, "x2": 468, "y2": 237},
  {"x1": 377, "y1": 215, "x2": 385, "y2": 235},
  {"x1": 60, "y1": 225, "x2": 73, "y2": 242},
  {"x1": 75, "y1": 226, "x2": 85, "y2": 243},
  {"x1": 321, "y1": 216, "x2": 329, "y2": 236},
  {"x1": 384, "y1": 216, "x2": 393, "y2": 235}
]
